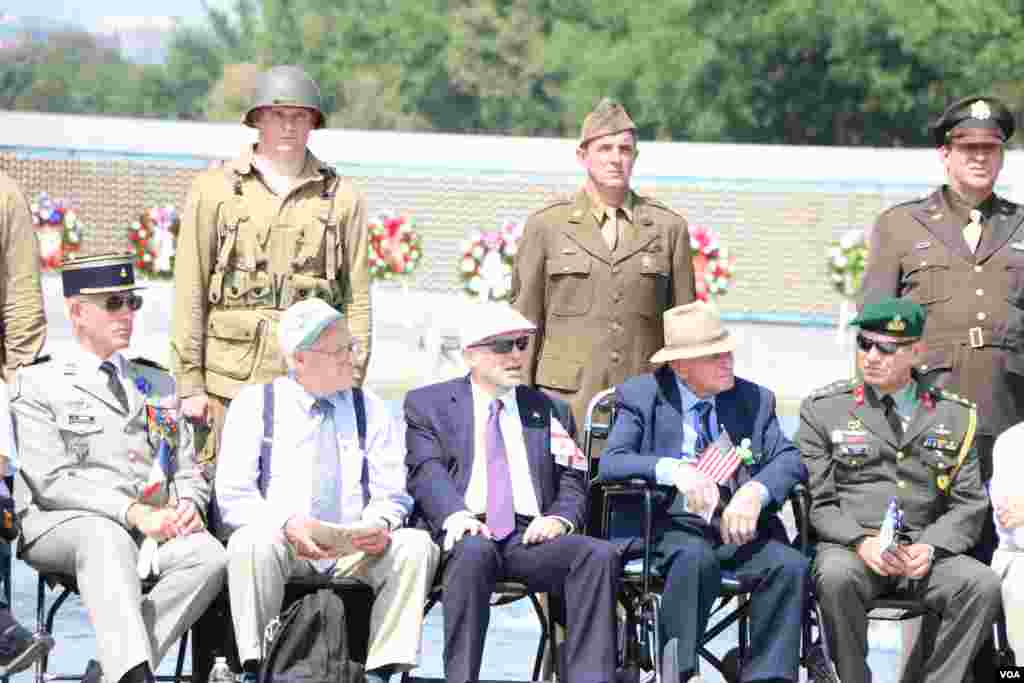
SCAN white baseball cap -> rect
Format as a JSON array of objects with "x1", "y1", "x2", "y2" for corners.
[
  {"x1": 461, "y1": 303, "x2": 537, "y2": 350},
  {"x1": 278, "y1": 298, "x2": 344, "y2": 356}
]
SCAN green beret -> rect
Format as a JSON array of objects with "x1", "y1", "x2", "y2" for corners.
[
  {"x1": 930, "y1": 95, "x2": 1014, "y2": 146},
  {"x1": 850, "y1": 298, "x2": 926, "y2": 338}
]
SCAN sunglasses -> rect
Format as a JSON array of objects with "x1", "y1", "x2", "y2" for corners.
[
  {"x1": 856, "y1": 333, "x2": 915, "y2": 356},
  {"x1": 472, "y1": 336, "x2": 531, "y2": 354},
  {"x1": 90, "y1": 293, "x2": 144, "y2": 313}
]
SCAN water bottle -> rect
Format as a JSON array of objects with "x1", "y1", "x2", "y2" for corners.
[{"x1": 208, "y1": 656, "x2": 235, "y2": 683}]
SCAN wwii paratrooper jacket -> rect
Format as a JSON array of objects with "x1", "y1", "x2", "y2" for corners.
[
  {"x1": 511, "y1": 189, "x2": 696, "y2": 426},
  {"x1": 796, "y1": 377, "x2": 987, "y2": 556},
  {"x1": 171, "y1": 146, "x2": 371, "y2": 400},
  {"x1": 0, "y1": 170, "x2": 45, "y2": 381}
]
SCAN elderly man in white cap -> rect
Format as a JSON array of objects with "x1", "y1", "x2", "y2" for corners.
[
  {"x1": 405, "y1": 302, "x2": 620, "y2": 683},
  {"x1": 216, "y1": 298, "x2": 438, "y2": 683},
  {"x1": 601, "y1": 301, "x2": 807, "y2": 683}
]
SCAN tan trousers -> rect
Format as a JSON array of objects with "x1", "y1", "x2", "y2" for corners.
[
  {"x1": 993, "y1": 547, "x2": 1024, "y2": 656},
  {"x1": 227, "y1": 525, "x2": 439, "y2": 671}
]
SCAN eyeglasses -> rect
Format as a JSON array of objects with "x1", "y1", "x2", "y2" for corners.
[
  {"x1": 305, "y1": 339, "x2": 360, "y2": 356},
  {"x1": 856, "y1": 333, "x2": 916, "y2": 356},
  {"x1": 471, "y1": 336, "x2": 531, "y2": 354},
  {"x1": 89, "y1": 293, "x2": 143, "y2": 313}
]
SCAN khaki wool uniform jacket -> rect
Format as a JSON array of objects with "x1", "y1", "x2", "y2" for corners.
[
  {"x1": 0, "y1": 171, "x2": 45, "y2": 381},
  {"x1": 797, "y1": 378, "x2": 986, "y2": 554},
  {"x1": 10, "y1": 356, "x2": 209, "y2": 547},
  {"x1": 861, "y1": 188, "x2": 1024, "y2": 451},
  {"x1": 171, "y1": 146, "x2": 371, "y2": 402},
  {"x1": 511, "y1": 189, "x2": 696, "y2": 426}
]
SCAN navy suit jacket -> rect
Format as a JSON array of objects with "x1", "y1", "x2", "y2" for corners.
[
  {"x1": 600, "y1": 365, "x2": 806, "y2": 540},
  {"x1": 404, "y1": 376, "x2": 585, "y2": 539}
]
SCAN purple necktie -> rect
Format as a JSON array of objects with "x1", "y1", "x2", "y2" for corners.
[{"x1": 486, "y1": 399, "x2": 515, "y2": 540}]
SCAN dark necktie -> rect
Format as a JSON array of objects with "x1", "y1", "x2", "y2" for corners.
[
  {"x1": 486, "y1": 399, "x2": 515, "y2": 540},
  {"x1": 99, "y1": 361, "x2": 129, "y2": 413},
  {"x1": 882, "y1": 395, "x2": 903, "y2": 439},
  {"x1": 693, "y1": 400, "x2": 713, "y2": 454}
]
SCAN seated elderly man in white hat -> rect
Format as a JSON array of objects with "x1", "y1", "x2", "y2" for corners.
[
  {"x1": 600, "y1": 301, "x2": 808, "y2": 683},
  {"x1": 216, "y1": 298, "x2": 439, "y2": 683},
  {"x1": 404, "y1": 302, "x2": 621, "y2": 683}
]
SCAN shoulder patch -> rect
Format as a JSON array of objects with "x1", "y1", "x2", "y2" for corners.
[
  {"x1": 808, "y1": 378, "x2": 856, "y2": 400},
  {"x1": 131, "y1": 357, "x2": 168, "y2": 372}
]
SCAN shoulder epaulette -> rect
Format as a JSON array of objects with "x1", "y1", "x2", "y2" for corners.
[
  {"x1": 938, "y1": 390, "x2": 975, "y2": 408},
  {"x1": 638, "y1": 196, "x2": 684, "y2": 218},
  {"x1": 808, "y1": 378, "x2": 856, "y2": 400},
  {"x1": 530, "y1": 197, "x2": 572, "y2": 218},
  {"x1": 25, "y1": 354, "x2": 51, "y2": 367},
  {"x1": 130, "y1": 357, "x2": 168, "y2": 372}
]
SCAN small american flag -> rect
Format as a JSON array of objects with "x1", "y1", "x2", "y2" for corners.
[
  {"x1": 695, "y1": 428, "x2": 740, "y2": 484},
  {"x1": 551, "y1": 416, "x2": 587, "y2": 471}
]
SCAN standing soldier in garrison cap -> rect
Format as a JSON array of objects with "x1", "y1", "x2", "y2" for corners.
[
  {"x1": 0, "y1": 169, "x2": 46, "y2": 382},
  {"x1": 511, "y1": 98, "x2": 696, "y2": 429},
  {"x1": 798, "y1": 297, "x2": 999, "y2": 683},
  {"x1": 172, "y1": 65, "x2": 371, "y2": 476}
]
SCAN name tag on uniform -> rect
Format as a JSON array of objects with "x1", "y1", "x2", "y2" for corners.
[
  {"x1": 832, "y1": 429, "x2": 868, "y2": 444},
  {"x1": 915, "y1": 241, "x2": 932, "y2": 250},
  {"x1": 67, "y1": 414, "x2": 96, "y2": 425}
]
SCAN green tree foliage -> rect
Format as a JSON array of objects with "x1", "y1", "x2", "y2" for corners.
[{"x1": 7, "y1": 0, "x2": 1024, "y2": 145}]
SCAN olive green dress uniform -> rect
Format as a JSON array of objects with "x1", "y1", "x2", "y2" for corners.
[
  {"x1": 861, "y1": 187, "x2": 1024, "y2": 477},
  {"x1": 0, "y1": 170, "x2": 46, "y2": 381},
  {"x1": 171, "y1": 146, "x2": 371, "y2": 468},
  {"x1": 511, "y1": 189, "x2": 696, "y2": 426},
  {"x1": 10, "y1": 355, "x2": 226, "y2": 683},
  {"x1": 797, "y1": 377, "x2": 1000, "y2": 683}
]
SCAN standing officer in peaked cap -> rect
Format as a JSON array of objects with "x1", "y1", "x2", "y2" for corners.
[
  {"x1": 172, "y1": 64, "x2": 372, "y2": 477},
  {"x1": 797, "y1": 297, "x2": 999, "y2": 683},
  {"x1": 512, "y1": 97, "x2": 696, "y2": 429},
  {"x1": 860, "y1": 95, "x2": 1024, "y2": 677},
  {"x1": 11, "y1": 254, "x2": 225, "y2": 683}
]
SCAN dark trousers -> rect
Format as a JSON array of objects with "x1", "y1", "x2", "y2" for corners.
[
  {"x1": 814, "y1": 543, "x2": 1001, "y2": 683},
  {"x1": 655, "y1": 515, "x2": 807, "y2": 682},
  {"x1": 441, "y1": 520, "x2": 620, "y2": 683}
]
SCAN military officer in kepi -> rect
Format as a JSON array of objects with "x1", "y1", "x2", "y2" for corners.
[
  {"x1": 796, "y1": 297, "x2": 1000, "y2": 683},
  {"x1": 172, "y1": 64, "x2": 372, "y2": 475},
  {"x1": 11, "y1": 254, "x2": 226, "y2": 683},
  {"x1": 511, "y1": 97, "x2": 696, "y2": 430}
]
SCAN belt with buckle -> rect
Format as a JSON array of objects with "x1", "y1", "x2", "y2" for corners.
[{"x1": 969, "y1": 327, "x2": 985, "y2": 348}]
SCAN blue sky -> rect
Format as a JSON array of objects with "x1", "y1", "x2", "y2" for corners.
[{"x1": 1, "y1": 0, "x2": 224, "y2": 29}]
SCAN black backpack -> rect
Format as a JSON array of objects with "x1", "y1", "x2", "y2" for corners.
[{"x1": 260, "y1": 588, "x2": 364, "y2": 683}]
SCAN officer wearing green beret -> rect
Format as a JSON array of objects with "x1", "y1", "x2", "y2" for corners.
[
  {"x1": 796, "y1": 297, "x2": 1000, "y2": 683},
  {"x1": 511, "y1": 97, "x2": 696, "y2": 428}
]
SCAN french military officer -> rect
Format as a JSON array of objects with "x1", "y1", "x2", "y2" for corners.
[
  {"x1": 860, "y1": 95, "x2": 1024, "y2": 483},
  {"x1": 511, "y1": 98, "x2": 696, "y2": 427},
  {"x1": 797, "y1": 297, "x2": 999, "y2": 683},
  {"x1": 0, "y1": 169, "x2": 46, "y2": 381},
  {"x1": 11, "y1": 254, "x2": 226, "y2": 683},
  {"x1": 172, "y1": 64, "x2": 371, "y2": 471}
]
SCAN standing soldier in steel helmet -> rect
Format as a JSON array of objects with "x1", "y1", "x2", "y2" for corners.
[
  {"x1": 172, "y1": 65, "x2": 371, "y2": 475},
  {"x1": 0, "y1": 169, "x2": 46, "y2": 382},
  {"x1": 511, "y1": 98, "x2": 696, "y2": 429}
]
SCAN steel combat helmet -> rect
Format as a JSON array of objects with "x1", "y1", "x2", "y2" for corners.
[{"x1": 242, "y1": 65, "x2": 325, "y2": 129}]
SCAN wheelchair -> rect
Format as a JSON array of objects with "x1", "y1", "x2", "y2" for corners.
[{"x1": 582, "y1": 387, "x2": 839, "y2": 683}]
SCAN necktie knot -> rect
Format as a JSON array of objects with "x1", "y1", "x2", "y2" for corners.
[
  {"x1": 315, "y1": 398, "x2": 334, "y2": 418},
  {"x1": 693, "y1": 400, "x2": 713, "y2": 452},
  {"x1": 881, "y1": 394, "x2": 903, "y2": 438},
  {"x1": 489, "y1": 399, "x2": 503, "y2": 419},
  {"x1": 99, "y1": 361, "x2": 129, "y2": 413}
]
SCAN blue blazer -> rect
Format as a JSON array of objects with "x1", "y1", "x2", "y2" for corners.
[
  {"x1": 600, "y1": 365, "x2": 806, "y2": 538},
  {"x1": 404, "y1": 376, "x2": 585, "y2": 539}
]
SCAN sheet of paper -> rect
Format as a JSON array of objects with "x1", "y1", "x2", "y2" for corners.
[{"x1": 308, "y1": 520, "x2": 381, "y2": 558}]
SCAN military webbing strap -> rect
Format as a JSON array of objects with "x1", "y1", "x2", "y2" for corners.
[
  {"x1": 209, "y1": 170, "x2": 247, "y2": 304},
  {"x1": 319, "y1": 169, "x2": 341, "y2": 284},
  {"x1": 949, "y1": 406, "x2": 978, "y2": 485}
]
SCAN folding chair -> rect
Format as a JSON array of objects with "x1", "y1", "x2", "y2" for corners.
[
  {"x1": 583, "y1": 388, "x2": 830, "y2": 683},
  {"x1": 34, "y1": 572, "x2": 192, "y2": 683}
]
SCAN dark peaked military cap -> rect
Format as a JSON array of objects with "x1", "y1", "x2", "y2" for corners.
[
  {"x1": 579, "y1": 97, "x2": 637, "y2": 148},
  {"x1": 931, "y1": 95, "x2": 1015, "y2": 146},
  {"x1": 61, "y1": 253, "x2": 145, "y2": 297},
  {"x1": 850, "y1": 297, "x2": 926, "y2": 339}
]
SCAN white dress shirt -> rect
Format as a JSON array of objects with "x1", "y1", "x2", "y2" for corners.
[
  {"x1": 216, "y1": 375, "x2": 412, "y2": 533},
  {"x1": 991, "y1": 422, "x2": 1024, "y2": 550},
  {"x1": 464, "y1": 382, "x2": 541, "y2": 518}
]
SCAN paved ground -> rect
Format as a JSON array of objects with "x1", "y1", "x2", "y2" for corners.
[{"x1": 10, "y1": 281, "x2": 901, "y2": 682}]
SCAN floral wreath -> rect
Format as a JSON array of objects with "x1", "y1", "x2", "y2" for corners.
[
  {"x1": 828, "y1": 229, "x2": 868, "y2": 299},
  {"x1": 129, "y1": 206, "x2": 180, "y2": 279},
  {"x1": 690, "y1": 225, "x2": 734, "y2": 302},
  {"x1": 367, "y1": 211, "x2": 423, "y2": 281},
  {"x1": 30, "y1": 192, "x2": 83, "y2": 271},
  {"x1": 459, "y1": 219, "x2": 523, "y2": 301}
]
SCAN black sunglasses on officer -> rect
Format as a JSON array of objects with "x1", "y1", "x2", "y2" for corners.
[
  {"x1": 855, "y1": 333, "x2": 916, "y2": 356},
  {"x1": 86, "y1": 293, "x2": 144, "y2": 313},
  {"x1": 470, "y1": 335, "x2": 531, "y2": 354}
]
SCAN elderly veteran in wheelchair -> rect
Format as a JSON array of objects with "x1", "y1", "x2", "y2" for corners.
[
  {"x1": 798, "y1": 297, "x2": 1000, "y2": 683},
  {"x1": 600, "y1": 301, "x2": 808, "y2": 683}
]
